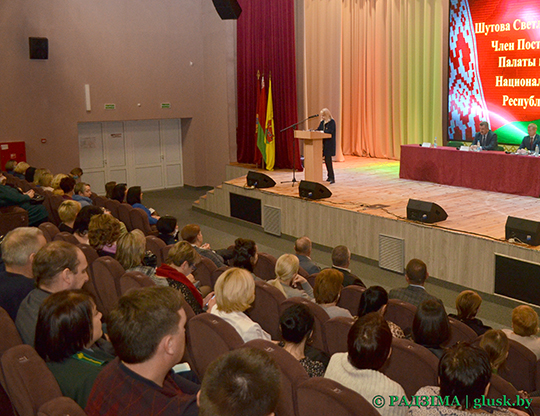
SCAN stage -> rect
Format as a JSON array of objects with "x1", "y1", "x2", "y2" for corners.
[{"x1": 194, "y1": 156, "x2": 540, "y2": 298}]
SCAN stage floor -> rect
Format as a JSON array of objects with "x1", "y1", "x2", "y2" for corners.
[{"x1": 227, "y1": 156, "x2": 540, "y2": 244}]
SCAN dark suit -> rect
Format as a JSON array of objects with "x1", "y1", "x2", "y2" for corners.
[
  {"x1": 317, "y1": 119, "x2": 336, "y2": 181},
  {"x1": 193, "y1": 245, "x2": 224, "y2": 268},
  {"x1": 332, "y1": 266, "x2": 365, "y2": 288},
  {"x1": 296, "y1": 254, "x2": 320, "y2": 275},
  {"x1": 472, "y1": 130, "x2": 497, "y2": 150},
  {"x1": 518, "y1": 134, "x2": 540, "y2": 151},
  {"x1": 388, "y1": 285, "x2": 442, "y2": 308}
]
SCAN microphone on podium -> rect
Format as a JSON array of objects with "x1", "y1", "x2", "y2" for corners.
[{"x1": 308, "y1": 114, "x2": 319, "y2": 119}]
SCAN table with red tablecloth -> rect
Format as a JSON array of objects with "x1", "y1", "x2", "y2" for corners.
[{"x1": 399, "y1": 145, "x2": 540, "y2": 197}]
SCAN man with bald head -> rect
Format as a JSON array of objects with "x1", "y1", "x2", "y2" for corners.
[{"x1": 294, "y1": 236, "x2": 320, "y2": 275}]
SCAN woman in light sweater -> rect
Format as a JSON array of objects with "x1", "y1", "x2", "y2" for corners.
[{"x1": 267, "y1": 254, "x2": 314, "y2": 299}]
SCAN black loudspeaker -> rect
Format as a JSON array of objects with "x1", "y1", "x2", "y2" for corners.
[
  {"x1": 505, "y1": 216, "x2": 540, "y2": 246},
  {"x1": 247, "y1": 171, "x2": 276, "y2": 189},
  {"x1": 211, "y1": 0, "x2": 242, "y2": 19},
  {"x1": 299, "y1": 180, "x2": 332, "y2": 200},
  {"x1": 29, "y1": 37, "x2": 48, "y2": 59},
  {"x1": 406, "y1": 199, "x2": 448, "y2": 224}
]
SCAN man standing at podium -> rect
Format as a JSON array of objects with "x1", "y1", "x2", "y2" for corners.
[
  {"x1": 317, "y1": 108, "x2": 336, "y2": 184},
  {"x1": 471, "y1": 121, "x2": 497, "y2": 151}
]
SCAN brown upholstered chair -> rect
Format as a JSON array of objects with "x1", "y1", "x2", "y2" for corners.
[
  {"x1": 0, "y1": 206, "x2": 28, "y2": 236},
  {"x1": 93, "y1": 195, "x2": 107, "y2": 208},
  {"x1": 324, "y1": 316, "x2": 355, "y2": 355},
  {"x1": 487, "y1": 373, "x2": 518, "y2": 399},
  {"x1": 281, "y1": 297, "x2": 330, "y2": 353},
  {"x1": 160, "y1": 244, "x2": 174, "y2": 266},
  {"x1": 337, "y1": 285, "x2": 365, "y2": 316},
  {"x1": 384, "y1": 299, "x2": 416, "y2": 334},
  {"x1": 381, "y1": 337, "x2": 438, "y2": 398},
  {"x1": 0, "y1": 307, "x2": 23, "y2": 358},
  {"x1": 88, "y1": 257, "x2": 125, "y2": 318},
  {"x1": 117, "y1": 203, "x2": 134, "y2": 231},
  {"x1": 307, "y1": 273, "x2": 318, "y2": 288},
  {"x1": 244, "y1": 339, "x2": 309, "y2": 416},
  {"x1": 53, "y1": 231, "x2": 79, "y2": 245},
  {"x1": 185, "y1": 313, "x2": 244, "y2": 379},
  {"x1": 104, "y1": 199, "x2": 120, "y2": 219},
  {"x1": 119, "y1": 271, "x2": 156, "y2": 295},
  {"x1": 441, "y1": 317, "x2": 477, "y2": 348},
  {"x1": 0, "y1": 384, "x2": 15, "y2": 416},
  {"x1": 298, "y1": 266, "x2": 310, "y2": 278},
  {"x1": 1, "y1": 345, "x2": 62, "y2": 416},
  {"x1": 297, "y1": 377, "x2": 381, "y2": 416},
  {"x1": 210, "y1": 265, "x2": 230, "y2": 288},
  {"x1": 38, "y1": 396, "x2": 87, "y2": 416},
  {"x1": 43, "y1": 194, "x2": 64, "y2": 226},
  {"x1": 253, "y1": 252, "x2": 277, "y2": 281},
  {"x1": 246, "y1": 281, "x2": 286, "y2": 340},
  {"x1": 130, "y1": 208, "x2": 158, "y2": 236},
  {"x1": 498, "y1": 339, "x2": 539, "y2": 393},
  {"x1": 145, "y1": 235, "x2": 167, "y2": 267},
  {"x1": 77, "y1": 244, "x2": 99, "y2": 266},
  {"x1": 38, "y1": 222, "x2": 60, "y2": 243},
  {"x1": 192, "y1": 257, "x2": 217, "y2": 288}
]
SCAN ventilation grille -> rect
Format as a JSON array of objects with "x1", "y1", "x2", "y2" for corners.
[
  {"x1": 264, "y1": 205, "x2": 281, "y2": 236},
  {"x1": 379, "y1": 234, "x2": 404, "y2": 273}
]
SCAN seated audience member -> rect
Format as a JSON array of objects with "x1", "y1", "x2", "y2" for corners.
[
  {"x1": 51, "y1": 173, "x2": 68, "y2": 195},
  {"x1": 35, "y1": 290, "x2": 113, "y2": 408},
  {"x1": 358, "y1": 286, "x2": 404, "y2": 338},
  {"x1": 388, "y1": 258, "x2": 443, "y2": 308},
  {"x1": 13, "y1": 161, "x2": 30, "y2": 179},
  {"x1": 410, "y1": 344, "x2": 520, "y2": 416},
  {"x1": 331, "y1": 245, "x2": 365, "y2": 287},
  {"x1": 117, "y1": 229, "x2": 162, "y2": 285},
  {"x1": 157, "y1": 215, "x2": 179, "y2": 245},
  {"x1": 105, "y1": 181, "x2": 116, "y2": 199},
  {"x1": 16, "y1": 241, "x2": 89, "y2": 345},
  {"x1": 181, "y1": 224, "x2": 224, "y2": 268},
  {"x1": 58, "y1": 200, "x2": 82, "y2": 233},
  {"x1": 325, "y1": 313, "x2": 407, "y2": 416},
  {"x1": 502, "y1": 305, "x2": 540, "y2": 359},
  {"x1": 211, "y1": 267, "x2": 271, "y2": 342},
  {"x1": 314, "y1": 268, "x2": 352, "y2": 319},
  {"x1": 156, "y1": 241, "x2": 214, "y2": 314},
  {"x1": 449, "y1": 290, "x2": 491, "y2": 336},
  {"x1": 231, "y1": 238, "x2": 262, "y2": 280},
  {"x1": 24, "y1": 166, "x2": 37, "y2": 183},
  {"x1": 471, "y1": 121, "x2": 498, "y2": 151},
  {"x1": 126, "y1": 186, "x2": 159, "y2": 225},
  {"x1": 111, "y1": 183, "x2": 127, "y2": 203},
  {"x1": 4, "y1": 159, "x2": 17, "y2": 175},
  {"x1": 73, "y1": 182, "x2": 93, "y2": 207},
  {"x1": 0, "y1": 172, "x2": 49, "y2": 226},
  {"x1": 198, "y1": 348, "x2": 281, "y2": 416},
  {"x1": 279, "y1": 304, "x2": 325, "y2": 377},
  {"x1": 267, "y1": 254, "x2": 314, "y2": 299},
  {"x1": 60, "y1": 176, "x2": 77, "y2": 200},
  {"x1": 294, "y1": 236, "x2": 321, "y2": 275},
  {"x1": 88, "y1": 213, "x2": 122, "y2": 257},
  {"x1": 33, "y1": 168, "x2": 53, "y2": 190},
  {"x1": 72, "y1": 205, "x2": 104, "y2": 245},
  {"x1": 480, "y1": 329, "x2": 509, "y2": 374},
  {"x1": 0, "y1": 227, "x2": 47, "y2": 320},
  {"x1": 85, "y1": 286, "x2": 199, "y2": 416},
  {"x1": 412, "y1": 299, "x2": 450, "y2": 359},
  {"x1": 69, "y1": 167, "x2": 84, "y2": 181}
]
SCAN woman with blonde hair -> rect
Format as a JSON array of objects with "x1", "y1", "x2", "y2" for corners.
[
  {"x1": 449, "y1": 290, "x2": 491, "y2": 336},
  {"x1": 480, "y1": 329, "x2": 509, "y2": 374},
  {"x1": 267, "y1": 254, "x2": 313, "y2": 299},
  {"x1": 211, "y1": 267, "x2": 271, "y2": 342},
  {"x1": 317, "y1": 108, "x2": 336, "y2": 184},
  {"x1": 51, "y1": 173, "x2": 68, "y2": 195},
  {"x1": 116, "y1": 229, "x2": 161, "y2": 285},
  {"x1": 503, "y1": 305, "x2": 540, "y2": 359},
  {"x1": 13, "y1": 161, "x2": 30, "y2": 179},
  {"x1": 58, "y1": 200, "x2": 82, "y2": 233}
]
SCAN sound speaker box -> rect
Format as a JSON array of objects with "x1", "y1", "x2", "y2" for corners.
[
  {"x1": 505, "y1": 216, "x2": 540, "y2": 246},
  {"x1": 29, "y1": 37, "x2": 48, "y2": 59},
  {"x1": 211, "y1": 0, "x2": 242, "y2": 19},
  {"x1": 299, "y1": 180, "x2": 332, "y2": 200},
  {"x1": 247, "y1": 171, "x2": 276, "y2": 189},
  {"x1": 406, "y1": 199, "x2": 448, "y2": 224}
]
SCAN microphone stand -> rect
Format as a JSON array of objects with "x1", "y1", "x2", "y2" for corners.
[{"x1": 280, "y1": 114, "x2": 318, "y2": 186}]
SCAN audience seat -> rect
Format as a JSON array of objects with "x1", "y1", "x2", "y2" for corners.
[
  {"x1": 104, "y1": 199, "x2": 120, "y2": 219},
  {"x1": 487, "y1": 373, "x2": 518, "y2": 399},
  {"x1": 0, "y1": 307, "x2": 23, "y2": 358},
  {"x1": 307, "y1": 273, "x2": 318, "y2": 288},
  {"x1": 1, "y1": 345, "x2": 62, "y2": 416},
  {"x1": 38, "y1": 222, "x2": 60, "y2": 243},
  {"x1": 145, "y1": 235, "x2": 167, "y2": 267},
  {"x1": 185, "y1": 313, "x2": 244, "y2": 379},
  {"x1": 442, "y1": 317, "x2": 477, "y2": 348},
  {"x1": 130, "y1": 208, "x2": 158, "y2": 236},
  {"x1": 37, "y1": 396, "x2": 87, "y2": 416},
  {"x1": 119, "y1": 271, "x2": 156, "y2": 295},
  {"x1": 160, "y1": 244, "x2": 174, "y2": 266},
  {"x1": 0, "y1": 384, "x2": 15, "y2": 416},
  {"x1": 117, "y1": 203, "x2": 134, "y2": 231},
  {"x1": 88, "y1": 257, "x2": 125, "y2": 318},
  {"x1": 384, "y1": 299, "x2": 416, "y2": 334},
  {"x1": 246, "y1": 281, "x2": 286, "y2": 340},
  {"x1": 43, "y1": 194, "x2": 63, "y2": 226},
  {"x1": 324, "y1": 316, "x2": 355, "y2": 355},
  {"x1": 381, "y1": 337, "x2": 438, "y2": 398},
  {"x1": 297, "y1": 377, "x2": 381, "y2": 416},
  {"x1": 93, "y1": 195, "x2": 107, "y2": 208},
  {"x1": 337, "y1": 285, "x2": 365, "y2": 316},
  {"x1": 53, "y1": 231, "x2": 79, "y2": 245},
  {"x1": 0, "y1": 206, "x2": 28, "y2": 237},
  {"x1": 253, "y1": 252, "x2": 278, "y2": 281},
  {"x1": 298, "y1": 266, "x2": 310, "y2": 278},
  {"x1": 496, "y1": 338, "x2": 539, "y2": 393},
  {"x1": 244, "y1": 339, "x2": 309, "y2": 416},
  {"x1": 210, "y1": 265, "x2": 230, "y2": 288},
  {"x1": 281, "y1": 297, "x2": 329, "y2": 353},
  {"x1": 192, "y1": 257, "x2": 217, "y2": 288},
  {"x1": 77, "y1": 244, "x2": 99, "y2": 266}
]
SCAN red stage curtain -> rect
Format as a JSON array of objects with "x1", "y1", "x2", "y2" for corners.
[{"x1": 236, "y1": 0, "x2": 302, "y2": 170}]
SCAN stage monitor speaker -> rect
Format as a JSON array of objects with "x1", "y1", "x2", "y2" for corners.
[
  {"x1": 211, "y1": 0, "x2": 242, "y2": 19},
  {"x1": 505, "y1": 216, "x2": 540, "y2": 246},
  {"x1": 29, "y1": 37, "x2": 48, "y2": 59},
  {"x1": 299, "y1": 180, "x2": 332, "y2": 200},
  {"x1": 406, "y1": 199, "x2": 448, "y2": 224},
  {"x1": 247, "y1": 171, "x2": 276, "y2": 189}
]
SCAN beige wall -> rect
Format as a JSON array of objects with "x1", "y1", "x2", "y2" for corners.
[{"x1": 0, "y1": 0, "x2": 236, "y2": 187}]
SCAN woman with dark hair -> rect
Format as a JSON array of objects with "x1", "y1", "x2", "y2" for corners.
[
  {"x1": 72, "y1": 205, "x2": 105, "y2": 244},
  {"x1": 412, "y1": 299, "x2": 450, "y2": 359},
  {"x1": 156, "y1": 215, "x2": 179, "y2": 245},
  {"x1": 105, "y1": 181, "x2": 116, "y2": 199},
  {"x1": 231, "y1": 238, "x2": 261, "y2": 279},
  {"x1": 325, "y1": 313, "x2": 407, "y2": 416},
  {"x1": 358, "y1": 286, "x2": 404, "y2": 338},
  {"x1": 279, "y1": 304, "x2": 325, "y2": 377},
  {"x1": 110, "y1": 183, "x2": 127, "y2": 203},
  {"x1": 35, "y1": 290, "x2": 113, "y2": 408},
  {"x1": 126, "y1": 186, "x2": 159, "y2": 225}
]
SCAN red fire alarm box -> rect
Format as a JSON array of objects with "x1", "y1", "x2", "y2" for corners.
[{"x1": 0, "y1": 141, "x2": 26, "y2": 171}]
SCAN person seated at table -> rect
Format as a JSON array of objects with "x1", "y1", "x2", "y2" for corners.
[
  {"x1": 471, "y1": 121, "x2": 497, "y2": 151},
  {"x1": 518, "y1": 123, "x2": 540, "y2": 153}
]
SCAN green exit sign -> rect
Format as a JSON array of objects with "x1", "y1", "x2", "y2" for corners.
[
  {"x1": 161, "y1": 102, "x2": 171, "y2": 109},
  {"x1": 104, "y1": 103, "x2": 116, "y2": 110}
]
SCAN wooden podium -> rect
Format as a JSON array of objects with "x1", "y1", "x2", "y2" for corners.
[{"x1": 294, "y1": 130, "x2": 331, "y2": 182}]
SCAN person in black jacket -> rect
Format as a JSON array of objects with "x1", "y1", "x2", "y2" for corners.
[{"x1": 317, "y1": 108, "x2": 336, "y2": 183}]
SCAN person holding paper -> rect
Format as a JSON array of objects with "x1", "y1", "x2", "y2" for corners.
[{"x1": 471, "y1": 121, "x2": 497, "y2": 151}]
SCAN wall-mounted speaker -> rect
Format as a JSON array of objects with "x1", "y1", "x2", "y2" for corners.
[
  {"x1": 211, "y1": 0, "x2": 242, "y2": 20},
  {"x1": 29, "y1": 37, "x2": 48, "y2": 60},
  {"x1": 299, "y1": 180, "x2": 332, "y2": 200},
  {"x1": 406, "y1": 199, "x2": 448, "y2": 224},
  {"x1": 505, "y1": 216, "x2": 540, "y2": 246},
  {"x1": 247, "y1": 171, "x2": 276, "y2": 189}
]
